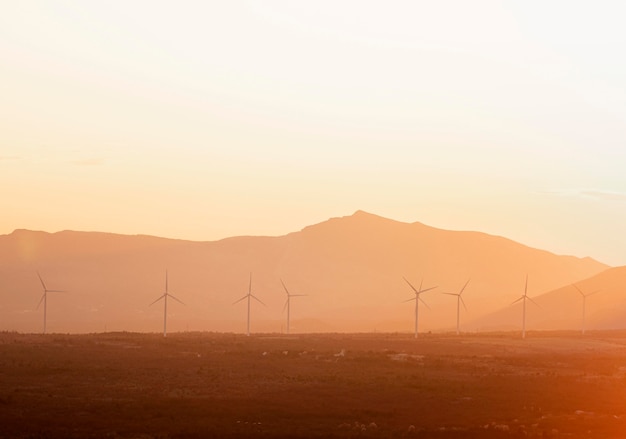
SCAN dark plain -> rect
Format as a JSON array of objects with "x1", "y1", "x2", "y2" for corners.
[{"x1": 2, "y1": 331, "x2": 626, "y2": 438}]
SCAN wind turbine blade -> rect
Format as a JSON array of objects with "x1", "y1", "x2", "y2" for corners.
[
  {"x1": 572, "y1": 284, "x2": 584, "y2": 296},
  {"x1": 282, "y1": 299, "x2": 288, "y2": 314},
  {"x1": 165, "y1": 270, "x2": 168, "y2": 293},
  {"x1": 460, "y1": 296, "x2": 468, "y2": 312},
  {"x1": 37, "y1": 272, "x2": 47, "y2": 290},
  {"x1": 36, "y1": 293, "x2": 45, "y2": 310},
  {"x1": 442, "y1": 292, "x2": 459, "y2": 297},
  {"x1": 418, "y1": 285, "x2": 437, "y2": 294},
  {"x1": 251, "y1": 294, "x2": 266, "y2": 306},
  {"x1": 403, "y1": 277, "x2": 419, "y2": 294},
  {"x1": 149, "y1": 295, "x2": 166, "y2": 306},
  {"x1": 402, "y1": 297, "x2": 416, "y2": 303},
  {"x1": 168, "y1": 294, "x2": 185, "y2": 305},
  {"x1": 233, "y1": 295, "x2": 248, "y2": 305},
  {"x1": 527, "y1": 296, "x2": 541, "y2": 308},
  {"x1": 511, "y1": 296, "x2": 524, "y2": 305},
  {"x1": 249, "y1": 272, "x2": 252, "y2": 294},
  {"x1": 524, "y1": 274, "x2": 528, "y2": 297},
  {"x1": 459, "y1": 279, "x2": 470, "y2": 295},
  {"x1": 46, "y1": 290, "x2": 65, "y2": 293},
  {"x1": 280, "y1": 278, "x2": 290, "y2": 296},
  {"x1": 418, "y1": 297, "x2": 430, "y2": 310},
  {"x1": 587, "y1": 290, "x2": 601, "y2": 297},
  {"x1": 291, "y1": 294, "x2": 307, "y2": 297}
]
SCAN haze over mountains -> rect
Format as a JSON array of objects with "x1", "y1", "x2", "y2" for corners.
[
  {"x1": 471, "y1": 265, "x2": 626, "y2": 332},
  {"x1": 0, "y1": 210, "x2": 618, "y2": 334}
]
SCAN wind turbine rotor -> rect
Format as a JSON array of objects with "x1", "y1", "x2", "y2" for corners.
[{"x1": 574, "y1": 284, "x2": 600, "y2": 298}]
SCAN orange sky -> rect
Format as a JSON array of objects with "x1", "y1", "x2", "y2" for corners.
[{"x1": 1, "y1": 1, "x2": 626, "y2": 265}]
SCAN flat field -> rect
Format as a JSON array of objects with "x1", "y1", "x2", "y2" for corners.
[{"x1": 2, "y1": 331, "x2": 626, "y2": 438}]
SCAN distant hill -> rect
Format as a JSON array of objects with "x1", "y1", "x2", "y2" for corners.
[
  {"x1": 468, "y1": 265, "x2": 626, "y2": 333},
  {"x1": 0, "y1": 211, "x2": 609, "y2": 334}
]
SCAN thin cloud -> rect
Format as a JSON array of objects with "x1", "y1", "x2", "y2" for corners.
[
  {"x1": 0, "y1": 156, "x2": 21, "y2": 161},
  {"x1": 580, "y1": 190, "x2": 626, "y2": 202}
]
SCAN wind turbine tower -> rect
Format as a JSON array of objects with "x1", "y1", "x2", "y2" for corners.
[
  {"x1": 572, "y1": 284, "x2": 599, "y2": 335},
  {"x1": 281, "y1": 279, "x2": 306, "y2": 334},
  {"x1": 511, "y1": 275, "x2": 539, "y2": 339},
  {"x1": 443, "y1": 279, "x2": 470, "y2": 335},
  {"x1": 36, "y1": 271, "x2": 65, "y2": 334},
  {"x1": 149, "y1": 270, "x2": 185, "y2": 337},
  {"x1": 233, "y1": 273, "x2": 265, "y2": 336},
  {"x1": 403, "y1": 277, "x2": 437, "y2": 338}
]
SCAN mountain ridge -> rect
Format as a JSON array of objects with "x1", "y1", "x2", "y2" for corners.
[
  {"x1": 0, "y1": 210, "x2": 611, "y2": 334},
  {"x1": 5, "y1": 211, "x2": 610, "y2": 265}
]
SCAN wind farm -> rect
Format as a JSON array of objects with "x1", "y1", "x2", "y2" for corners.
[
  {"x1": 3, "y1": 1, "x2": 626, "y2": 436},
  {"x1": 2, "y1": 213, "x2": 626, "y2": 439},
  {"x1": 0, "y1": 212, "x2": 621, "y2": 335}
]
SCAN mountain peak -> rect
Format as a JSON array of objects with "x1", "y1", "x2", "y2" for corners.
[{"x1": 347, "y1": 210, "x2": 404, "y2": 224}]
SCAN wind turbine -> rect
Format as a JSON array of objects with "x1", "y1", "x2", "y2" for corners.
[
  {"x1": 511, "y1": 274, "x2": 539, "y2": 339},
  {"x1": 443, "y1": 279, "x2": 470, "y2": 335},
  {"x1": 572, "y1": 284, "x2": 599, "y2": 335},
  {"x1": 403, "y1": 277, "x2": 437, "y2": 338},
  {"x1": 36, "y1": 271, "x2": 65, "y2": 334},
  {"x1": 149, "y1": 270, "x2": 185, "y2": 338},
  {"x1": 281, "y1": 279, "x2": 306, "y2": 334},
  {"x1": 233, "y1": 273, "x2": 265, "y2": 336}
]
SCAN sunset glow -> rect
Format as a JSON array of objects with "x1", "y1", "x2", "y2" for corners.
[{"x1": 2, "y1": 1, "x2": 626, "y2": 265}]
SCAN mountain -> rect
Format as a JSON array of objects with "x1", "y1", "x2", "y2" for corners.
[
  {"x1": 0, "y1": 211, "x2": 609, "y2": 334},
  {"x1": 468, "y1": 265, "x2": 626, "y2": 332}
]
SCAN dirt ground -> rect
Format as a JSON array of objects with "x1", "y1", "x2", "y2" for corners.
[{"x1": 2, "y1": 331, "x2": 626, "y2": 438}]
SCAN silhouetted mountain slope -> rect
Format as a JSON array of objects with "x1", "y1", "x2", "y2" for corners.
[
  {"x1": 0, "y1": 211, "x2": 609, "y2": 333},
  {"x1": 469, "y1": 265, "x2": 626, "y2": 332}
]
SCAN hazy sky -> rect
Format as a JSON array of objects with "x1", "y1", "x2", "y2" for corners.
[{"x1": 2, "y1": 1, "x2": 626, "y2": 265}]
